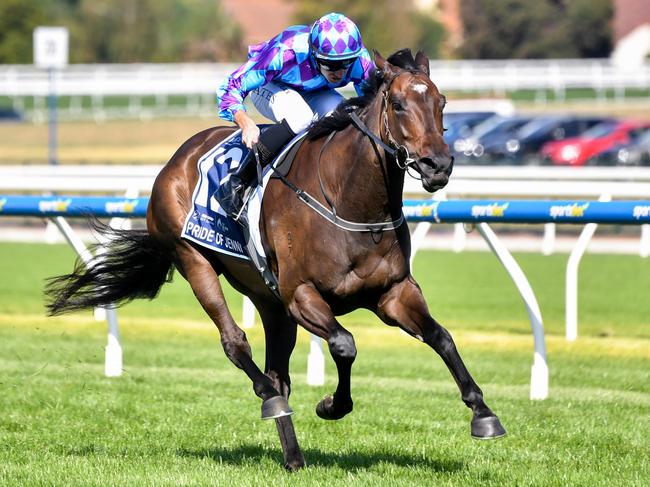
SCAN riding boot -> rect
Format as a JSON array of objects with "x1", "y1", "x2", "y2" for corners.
[{"x1": 216, "y1": 119, "x2": 296, "y2": 219}]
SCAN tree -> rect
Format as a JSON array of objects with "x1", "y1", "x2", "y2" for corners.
[
  {"x1": 0, "y1": 0, "x2": 243, "y2": 64},
  {"x1": 71, "y1": 0, "x2": 243, "y2": 62},
  {"x1": 565, "y1": 0, "x2": 612, "y2": 58},
  {"x1": 459, "y1": 0, "x2": 613, "y2": 59},
  {"x1": 0, "y1": 0, "x2": 47, "y2": 63}
]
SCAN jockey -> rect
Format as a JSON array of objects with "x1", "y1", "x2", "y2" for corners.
[{"x1": 215, "y1": 12, "x2": 375, "y2": 218}]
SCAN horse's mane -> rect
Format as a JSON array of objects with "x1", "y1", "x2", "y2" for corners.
[{"x1": 307, "y1": 48, "x2": 421, "y2": 141}]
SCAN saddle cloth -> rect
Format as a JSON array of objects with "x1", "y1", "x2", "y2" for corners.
[{"x1": 181, "y1": 129, "x2": 306, "y2": 289}]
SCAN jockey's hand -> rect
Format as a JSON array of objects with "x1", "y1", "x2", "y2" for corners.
[{"x1": 234, "y1": 111, "x2": 260, "y2": 148}]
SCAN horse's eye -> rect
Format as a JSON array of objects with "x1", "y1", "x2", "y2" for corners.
[{"x1": 392, "y1": 101, "x2": 404, "y2": 112}]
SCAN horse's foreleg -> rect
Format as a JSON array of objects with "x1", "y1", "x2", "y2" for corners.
[
  {"x1": 257, "y1": 305, "x2": 305, "y2": 470},
  {"x1": 288, "y1": 284, "x2": 356, "y2": 420},
  {"x1": 174, "y1": 243, "x2": 280, "y2": 404},
  {"x1": 376, "y1": 277, "x2": 506, "y2": 439}
]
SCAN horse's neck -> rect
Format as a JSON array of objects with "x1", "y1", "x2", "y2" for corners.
[{"x1": 325, "y1": 104, "x2": 405, "y2": 223}]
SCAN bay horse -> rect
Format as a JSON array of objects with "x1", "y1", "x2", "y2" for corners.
[{"x1": 47, "y1": 49, "x2": 505, "y2": 470}]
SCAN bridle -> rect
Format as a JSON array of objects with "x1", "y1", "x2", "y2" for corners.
[
  {"x1": 350, "y1": 71, "x2": 429, "y2": 172},
  {"x1": 269, "y1": 69, "x2": 440, "y2": 233}
]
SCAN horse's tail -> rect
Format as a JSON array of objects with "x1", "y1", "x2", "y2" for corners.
[{"x1": 45, "y1": 221, "x2": 174, "y2": 315}]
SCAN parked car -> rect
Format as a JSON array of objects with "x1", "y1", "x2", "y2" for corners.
[
  {"x1": 541, "y1": 119, "x2": 650, "y2": 166},
  {"x1": 587, "y1": 128, "x2": 650, "y2": 166},
  {"x1": 0, "y1": 108, "x2": 23, "y2": 122},
  {"x1": 480, "y1": 115, "x2": 608, "y2": 165},
  {"x1": 443, "y1": 112, "x2": 497, "y2": 148},
  {"x1": 453, "y1": 115, "x2": 534, "y2": 164}
]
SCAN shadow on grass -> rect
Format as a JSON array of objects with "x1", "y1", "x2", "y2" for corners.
[{"x1": 177, "y1": 444, "x2": 464, "y2": 472}]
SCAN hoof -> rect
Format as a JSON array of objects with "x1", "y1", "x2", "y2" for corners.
[
  {"x1": 261, "y1": 396, "x2": 293, "y2": 420},
  {"x1": 471, "y1": 415, "x2": 507, "y2": 440},
  {"x1": 315, "y1": 394, "x2": 353, "y2": 420},
  {"x1": 284, "y1": 456, "x2": 306, "y2": 472}
]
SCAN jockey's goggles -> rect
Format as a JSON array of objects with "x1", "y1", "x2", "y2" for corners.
[{"x1": 317, "y1": 57, "x2": 355, "y2": 72}]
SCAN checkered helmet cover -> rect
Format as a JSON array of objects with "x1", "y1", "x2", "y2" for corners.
[{"x1": 309, "y1": 12, "x2": 363, "y2": 61}]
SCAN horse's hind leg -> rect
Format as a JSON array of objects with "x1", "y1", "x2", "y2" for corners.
[
  {"x1": 288, "y1": 284, "x2": 356, "y2": 420},
  {"x1": 376, "y1": 277, "x2": 506, "y2": 439},
  {"x1": 173, "y1": 242, "x2": 281, "y2": 404},
  {"x1": 257, "y1": 303, "x2": 305, "y2": 470}
]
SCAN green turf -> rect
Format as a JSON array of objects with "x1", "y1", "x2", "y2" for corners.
[
  {"x1": 1, "y1": 241, "x2": 648, "y2": 338},
  {"x1": 0, "y1": 242, "x2": 648, "y2": 485}
]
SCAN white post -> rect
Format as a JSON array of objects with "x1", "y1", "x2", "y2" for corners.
[
  {"x1": 95, "y1": 188, "x2": 138, "y2": 322},
  {"x1": 541, "y1": 223, "x2": 556, "y2": 255},
  {"x1": 640, "y1": 224, "x2": 650, "y2": 258},
  {"x1": 51, "y1": 216, "x2": 123, "y2": 377},
  {"x1": 104, "y1": 305, "x2": 123, "y2": 377},
  {"x1": 242, "y1": 296, "x2": 256, "y2": 328},
  {"x1": 51, "y1": 215, "x2": 93, "y2": 262},
  {"x1": 306, "y1": 333, "x2": 325, "y2": 386},
  {"x1": 409, "y1": 222, "x2": 431, "y2": 269},
  {"x1": 451, "y1": 222, "x2": 467, "y2": 253},
  {"x1": 476, "y1": 222, "x2": 548, "y2": 400},
  {"x1": 565, "y1": 223, "x2": 597, "y2": 342},
  {"x1": 45, "y1": 218, "x2": 64, "y2": 244},
  {"x1": 565, "y1": 194, "x2": 611, "y2": 342}
]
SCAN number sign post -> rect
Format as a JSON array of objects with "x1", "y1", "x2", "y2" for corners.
[{"x1": 34, "y1": 27, "x2": 69, "y2": 166}]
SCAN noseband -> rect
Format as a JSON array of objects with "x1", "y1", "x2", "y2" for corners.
[{"x1": 350, "y1": 71, "x2": 425, "y2": 170}]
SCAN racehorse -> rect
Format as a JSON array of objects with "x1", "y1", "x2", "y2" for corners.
[{"x1": 46, "y1": 49, "x2": 505, "y2": 471}]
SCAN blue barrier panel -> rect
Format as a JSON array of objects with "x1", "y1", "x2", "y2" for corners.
[
  {"x1": 0, "y1": 196, "x2": 148, "y2": 218},
  {"x1": 1, "y1": 196, "x2": 650, "y2": 224},
  {"x1": 402, "y1": 200, "x2": 650, "y2": 225}
]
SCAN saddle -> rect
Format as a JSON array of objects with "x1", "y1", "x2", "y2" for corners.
[{"x1": 181, "y1": 126, "x2": 308, "y2": 300}]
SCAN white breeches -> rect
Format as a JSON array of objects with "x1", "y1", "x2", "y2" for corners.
[{"x1": 249, "y1": 82, "x2": 344, "y2": 133}]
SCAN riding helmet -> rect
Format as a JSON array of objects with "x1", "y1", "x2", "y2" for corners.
[{"x1": 309, "y1": 12, "x2": 363, "y2": 61}]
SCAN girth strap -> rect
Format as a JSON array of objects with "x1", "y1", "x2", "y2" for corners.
[{"x1": 269, "y1": 164, "x2": 405, "y2": 233}]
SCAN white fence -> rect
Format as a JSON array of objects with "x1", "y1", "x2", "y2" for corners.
[
  {"x1": 2, "y1": 59, "x2": 649, "y2": 97},
  {"x1": 4, "y1": 164, "x2": 650, "y2": 257},
  {"x1": 4, "y1": 164, "x2": 650, "y2": 197},
  {"x1": 1, "y1": 59, "x2": 649, "y2": 120},
  {"x1": 2, "y1": 164, "x2": 650, "y2": 399}
]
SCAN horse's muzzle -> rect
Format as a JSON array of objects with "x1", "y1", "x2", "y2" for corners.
[{"x1": 418, "y1": 155, "x2": 454, "y2": 192}]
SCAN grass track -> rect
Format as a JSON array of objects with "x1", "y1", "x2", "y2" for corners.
[{"x1": 0, "y1": 243, "x2": 649, "y2": 485}]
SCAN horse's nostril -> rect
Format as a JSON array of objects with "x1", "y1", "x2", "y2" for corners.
[
  {"x1": 420, "y1": 156, "x2": 453, "y2": 176},
  {"x1": 421, "y1": 157, "x2": 435, "y2": 168},
  {"x1": 428, "y1": 155, "x2": 453, "y2": 174},
  {"x1": 447, "y1": 155, "x2": 455, "y2": 174}
]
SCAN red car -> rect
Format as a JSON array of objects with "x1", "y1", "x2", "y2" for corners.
[{"x1": 542, "y1": 120, "x2": 650, "y2": 166}]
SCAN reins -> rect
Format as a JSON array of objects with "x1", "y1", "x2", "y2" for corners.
[
  {"x1": 350, "y1": 72, "x2": 430, "y2": 184},
  {"x1": 269, "y1": 70, "x2": 434, "y2": 233},
  {"x1": 268, "y1": 126, "x2": 405, "y2": 232},
  {"x1": 349, "y1": 72, "x2": 420, "y2": 171}
]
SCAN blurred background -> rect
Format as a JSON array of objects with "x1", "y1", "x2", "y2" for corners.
[
  {"x1": 0, "y1": 0, "x2": 649, "y2": 167},
  {"x1": 0, "y1": 2, "x2": 637, "y2": 288},
  {"x1": 1, "y1": 0, "x2": 650, "y2": 252}
]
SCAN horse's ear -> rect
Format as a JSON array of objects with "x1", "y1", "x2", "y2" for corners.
[
  {"x1": 373, "y1": 49, "x2": 398, "y2": 78},
  {"x1": 373, "y1": 49, "x2": 386, "y2": 70},
  {"x1": 415, "y1": 50, "x2": 430, "y2": 76}
]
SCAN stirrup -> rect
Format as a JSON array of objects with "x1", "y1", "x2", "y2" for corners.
[{"x1": 232, "y1": 192, "x2": 248, "y2": 222}]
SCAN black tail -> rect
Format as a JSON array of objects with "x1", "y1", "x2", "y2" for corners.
[{"x1": 45, "y1": 221, "x2": 174, "y2": 315}]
